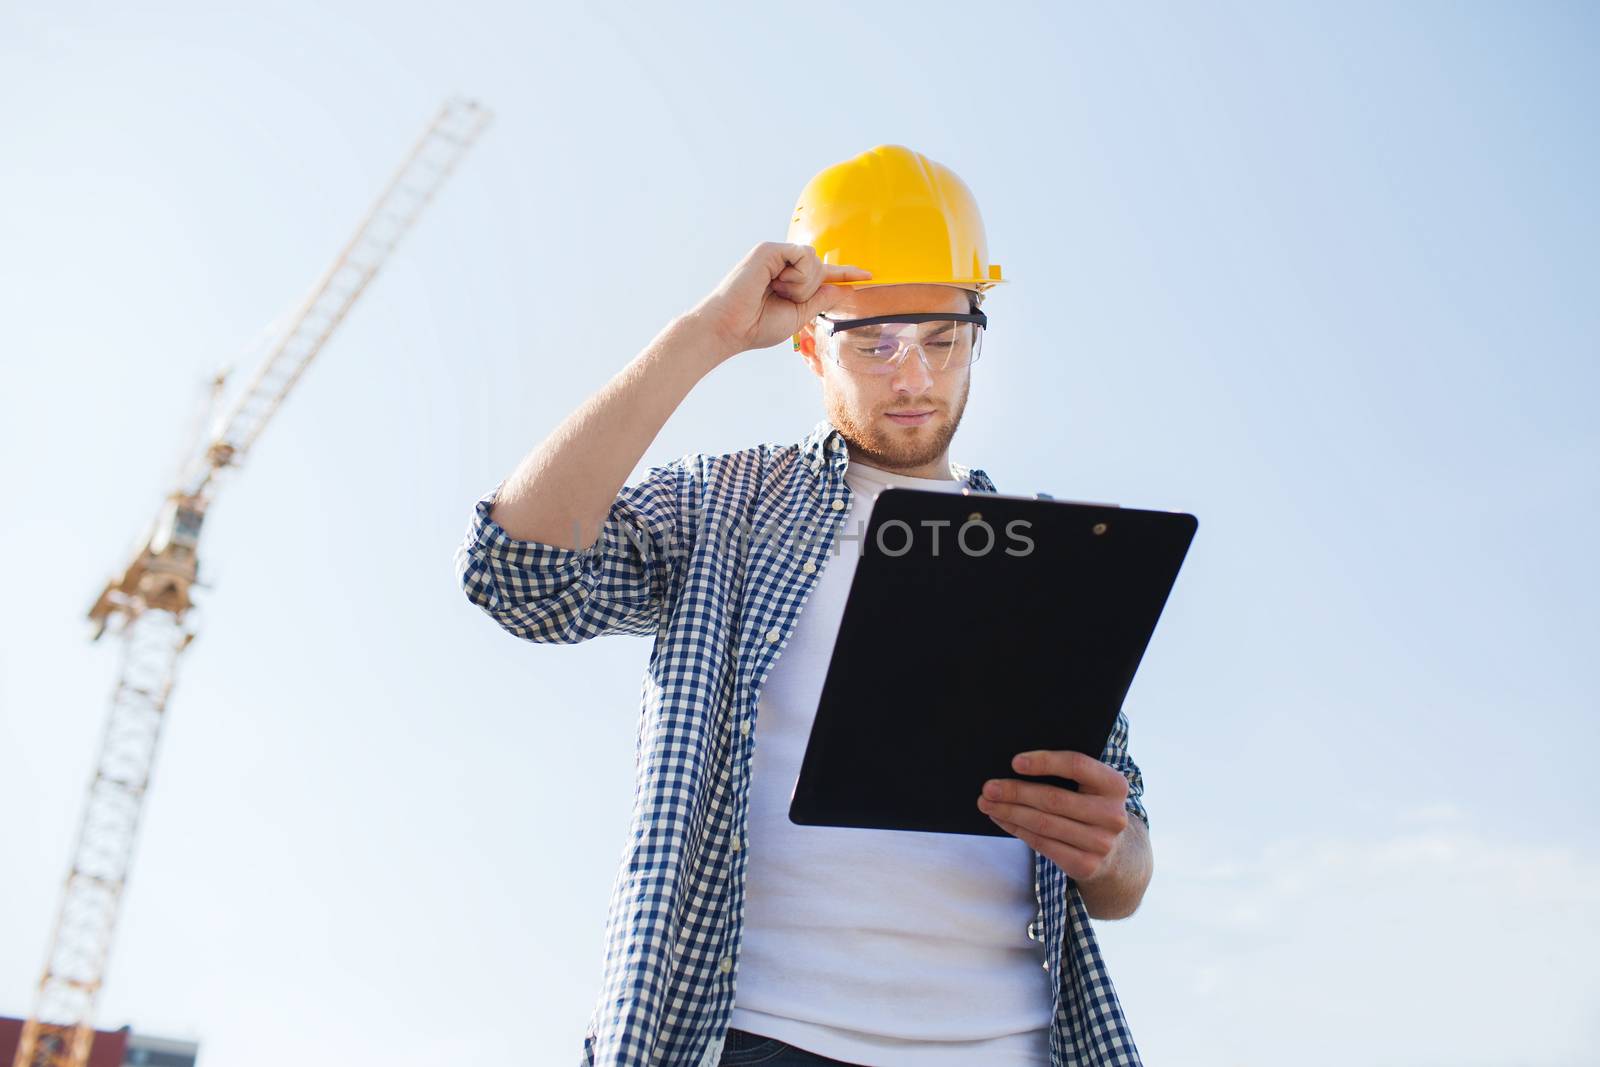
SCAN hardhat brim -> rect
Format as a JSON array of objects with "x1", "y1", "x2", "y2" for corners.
[{"x1": 828, "y1": 277, "x2": 1006, "y2": 290}]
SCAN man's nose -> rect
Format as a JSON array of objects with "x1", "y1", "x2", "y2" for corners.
[{"x1": 889, "y1": 343, "x2": 935, "y2": 392}]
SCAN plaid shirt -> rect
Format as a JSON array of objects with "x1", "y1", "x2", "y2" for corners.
[{"x1": 455, "y1": 417, "x2": 1148, "y2": 1067}]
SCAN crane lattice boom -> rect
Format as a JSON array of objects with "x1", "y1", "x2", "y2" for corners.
[{"x1": 15, "y1": 96, "x2": 491, "y2": 1067}]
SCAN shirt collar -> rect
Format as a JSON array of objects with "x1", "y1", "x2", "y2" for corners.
[{"x1": 802, "y1": 417, "x2": 996, "y2": 494}]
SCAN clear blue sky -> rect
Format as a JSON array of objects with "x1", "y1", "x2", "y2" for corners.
[{"x1": 2, "y1": 2, "x2": 1596, "y2": 1064}]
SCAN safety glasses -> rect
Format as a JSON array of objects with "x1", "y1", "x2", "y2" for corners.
[{"x1": 815, "y1": 311, "x2": 987, "y2": 376}]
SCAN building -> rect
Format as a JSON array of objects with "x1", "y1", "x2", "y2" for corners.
[{"x1": 0, "y1": 1018, "x2": 198, "y2": 1067}]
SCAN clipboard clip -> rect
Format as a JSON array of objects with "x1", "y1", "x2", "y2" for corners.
[
  {"x1": 1036, "y1": 491, "x2": 1123, "y2": 508},
  {"x1": 955, "y1": 487, "x2": 1122, "y2": 508}
]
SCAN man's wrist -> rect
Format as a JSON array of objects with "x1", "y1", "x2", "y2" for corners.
[{"x1": 670, "y1": 308, "x2": 740, "y2": 371}]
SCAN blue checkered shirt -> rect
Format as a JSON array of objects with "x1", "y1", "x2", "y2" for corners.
[{"x1": 455, "y1": 418, "x2": 1148, "y2": 1066}]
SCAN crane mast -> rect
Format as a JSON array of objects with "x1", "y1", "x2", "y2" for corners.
[{"x1": 15, "y1": 97, "x2": 491, "y2": 1067}]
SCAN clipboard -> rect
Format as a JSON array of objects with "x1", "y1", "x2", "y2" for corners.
[{"x1": 787, "y1": 487, "x2": 1198, "y2": 837}]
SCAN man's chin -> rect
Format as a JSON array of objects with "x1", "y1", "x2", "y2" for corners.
[
  {"x1": 829, "y1": 394, "x2": 964, "y2": 469},
  {"x1": 860, "y1": 434, "x2": 950, "y2": 470}
]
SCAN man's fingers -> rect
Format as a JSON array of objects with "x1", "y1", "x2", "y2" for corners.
[
  {"x1": 771, "y1": 279, "x2": 816, "y2": 304},
  {"x1": 766, "y1": 244, "x2": 870, "y2": 302},
  {"x1": 773, "y1": 243, "x2": 818, "y2": 276},
  {"x1": 978, "y1": 796, "x2": 1120, "y2": 858},
  {"x1": 986, "y1": 814, "x2": 1103, "y2": 881},
  {"x1": 985, "y1": 778, "x2": 1126, "y2": 829},
  {"x1": 773, "y1": 246, "x2": 871, "y2": 284},
  {"x1": 795, "y1": 283, "x2": 853, "y2": 320},
  {"x1": 771, "y1": 246, "x2": 822, "y2": 299},
  {"x1": 1016, "y1": 750, "x2": 1128, "y2": 798},
  {"x1": 776, "y1": 266, "x2": 806, "y2": 284},
  {"x1": 741, "y1": 243, "x2": 873, "y2": 348},
  {"x1": 778, "y1": 241, "x2": 822, "y2": 265}
]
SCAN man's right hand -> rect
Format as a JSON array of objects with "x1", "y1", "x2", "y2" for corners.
[
  {"x1": 691, "y1": 242, "x2": 872, "y2": 362},
  {"x1": 483, "y1": 246, "x2": 867, "y2": 550}
]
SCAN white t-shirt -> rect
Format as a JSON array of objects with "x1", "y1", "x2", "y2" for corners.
[{"x1": 728, "y1": 458, "x2": 1053, "y2": 1066}]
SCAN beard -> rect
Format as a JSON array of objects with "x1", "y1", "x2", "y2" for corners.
[{"x1": 825, "y1": 372, "x2": 971, "y2": 473}]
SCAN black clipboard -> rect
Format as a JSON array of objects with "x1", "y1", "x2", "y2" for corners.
[{"x1": 788, "y1": 487, "x2": 1197, "y2": 837}]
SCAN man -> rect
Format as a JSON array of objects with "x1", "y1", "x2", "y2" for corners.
[{"x1": 456, "y1": 145, "x2": 1152, "y2": 1067}]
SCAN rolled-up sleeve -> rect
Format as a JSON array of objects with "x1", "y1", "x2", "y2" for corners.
[
  {"x1": 453, "y1": 458, "x2": 694, "y2": 643},
  {"x1": 1099, "y1": 709, "x2": 1149, "y2": 830}
]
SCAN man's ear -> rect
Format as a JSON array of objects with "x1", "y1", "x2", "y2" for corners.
[{"x1": 795, "y1": 325, "x2": 821, "y2": 371}]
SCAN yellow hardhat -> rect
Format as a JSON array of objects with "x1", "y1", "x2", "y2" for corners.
[{"x1": 786, "y1": 144, "x2": 1005, "y2": 291}]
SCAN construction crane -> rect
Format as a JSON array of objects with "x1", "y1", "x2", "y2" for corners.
[{"x1": 13, "y1": 96, "x2": 493, "y2": 1067}]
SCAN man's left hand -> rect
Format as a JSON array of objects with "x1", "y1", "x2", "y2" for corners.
[{"x1": 976, "y1": 750, "x2": 1131, "y2": 883}]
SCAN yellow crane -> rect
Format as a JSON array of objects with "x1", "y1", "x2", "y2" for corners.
[{"x1": 14, "y1": 96, "x2": 492, "y2": 1067}]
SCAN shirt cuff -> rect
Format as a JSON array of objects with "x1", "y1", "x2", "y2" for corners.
[{"x1": 456, "y1": 481, "x2": 607, "y2": 613}]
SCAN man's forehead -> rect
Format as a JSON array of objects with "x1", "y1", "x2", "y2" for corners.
[{"x1": 834, "y1": 283, "x2": 974, "y2": 315}]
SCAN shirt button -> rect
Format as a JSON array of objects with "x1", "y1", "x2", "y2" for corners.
[
  {"x1": 740, "y1": 720, "x2": 751, "y2": 736},
  {"x1": 801, "y1": 561, "x2": 816, "y2": 574},
  {"x1": 719, "y1": 956, "x2": 734, "y2": 974},
  {"x1": 830, "y1": 499, "x2": 845, "y2": 511},
  {"x1": 765, "y1": 627, "x2": 780, "y2": 644},
  {"x1": 831, "y1": 437, "x2": 843, "y2": 451},
  {"x1": 731, "y1": 836, "x2": 742, "y2": 852}
]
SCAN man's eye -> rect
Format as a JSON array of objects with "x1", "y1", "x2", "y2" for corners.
[{"x1": 925, "y1": 340, "x2": 955, "y2": 350}]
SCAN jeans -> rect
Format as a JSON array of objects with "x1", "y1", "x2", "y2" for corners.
[{"x1": 716, "y1": 1027, "x2": 866, "y2": 1066}]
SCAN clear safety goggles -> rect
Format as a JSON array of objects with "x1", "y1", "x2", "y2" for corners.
[{"x1": 815, "y1": 311, "x2": 987, "y2": 376}]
